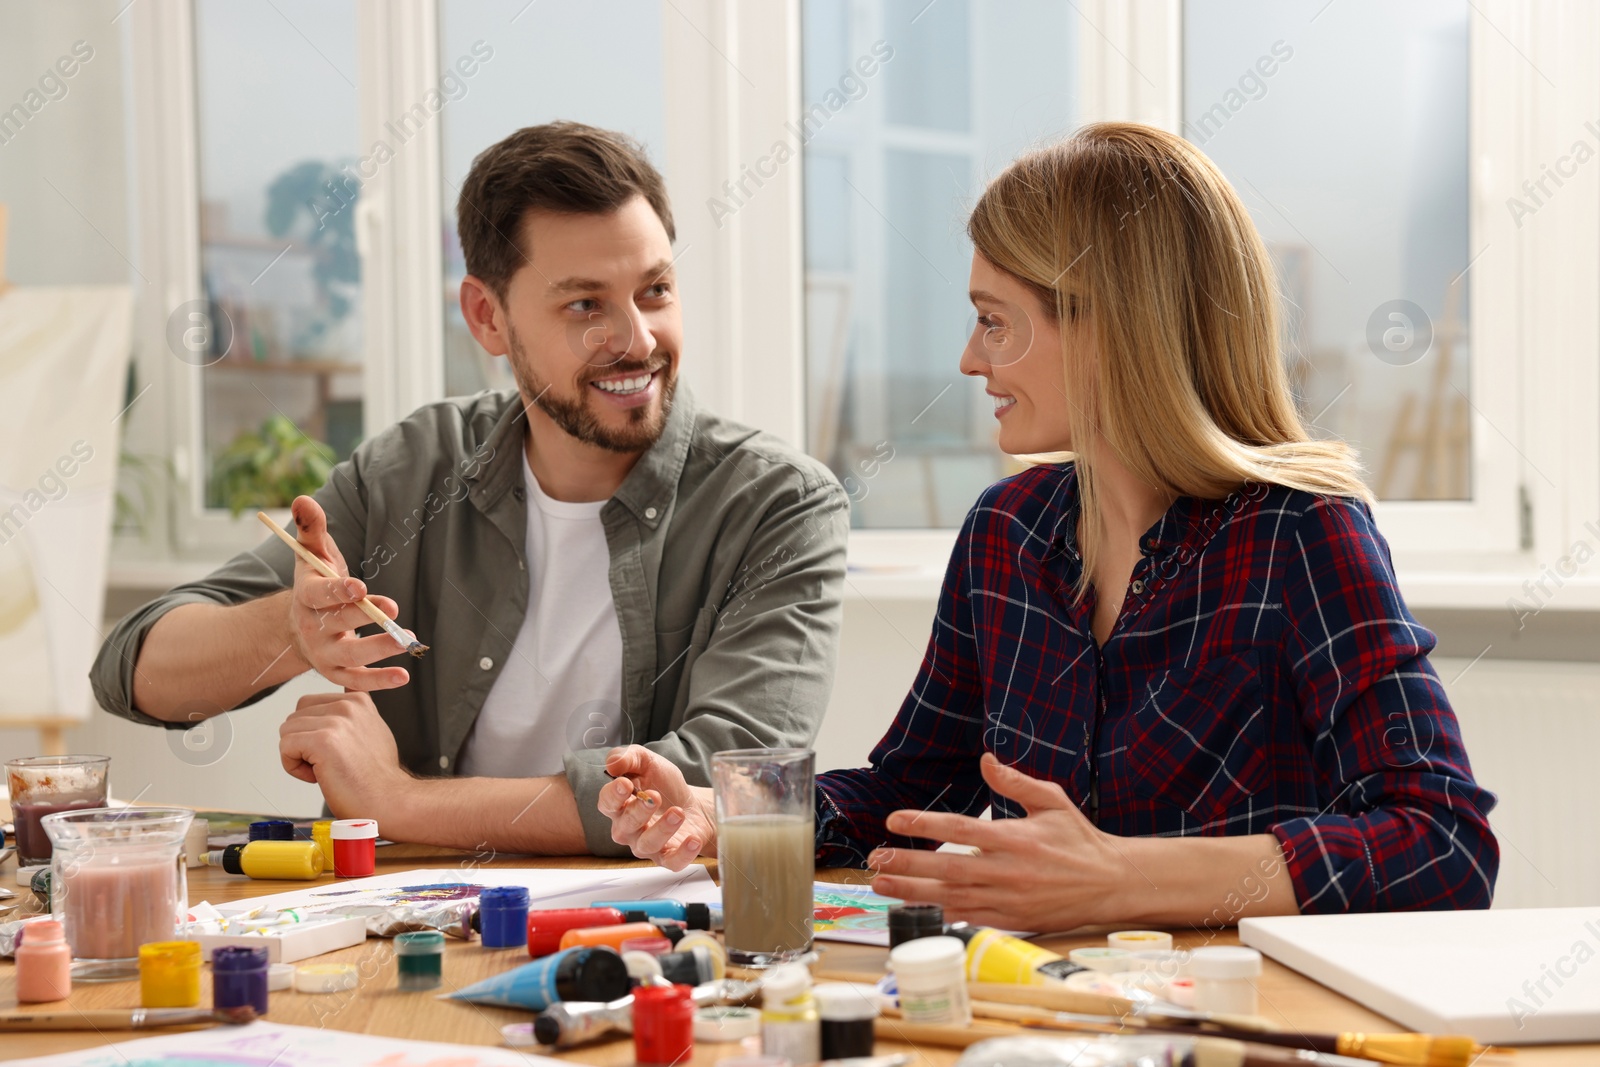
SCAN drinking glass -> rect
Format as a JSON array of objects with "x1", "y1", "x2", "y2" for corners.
[
  {"x1": 42, "y1": 806, "x2": 193, "y2": 982},
  {"x1": 6, "y1": 755, "x2": 110, "y2": 865},
  {"x1": 713, "y1": 748, "x2": 815, "y2": 967}
]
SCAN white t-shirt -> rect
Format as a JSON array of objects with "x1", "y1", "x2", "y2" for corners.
[{"x1": 457, "y1": 456, "x2": 625, "y2": 778}]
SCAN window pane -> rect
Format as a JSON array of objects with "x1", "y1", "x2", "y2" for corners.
[
  {"x1": 802, "y1": 0, "x2": 1077, "y2": 528},
  {"x1": 438, "y1": 0, "x2": 667, "y2": 397},
  {"x1": 1184, "y1": 0, "x2": 1471, "y2": 500},
  {"x1": 194, "y1": 0, "x2": 364, "y2": 512}
]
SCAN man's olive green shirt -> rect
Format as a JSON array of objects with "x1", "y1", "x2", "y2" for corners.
[{"x1": 91, "y1": 386, "x2": 850, "y2": 854}]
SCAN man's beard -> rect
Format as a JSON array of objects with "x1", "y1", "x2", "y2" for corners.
[{"x1": 507, "y1": 326, "x2": 677, "y2": 454}]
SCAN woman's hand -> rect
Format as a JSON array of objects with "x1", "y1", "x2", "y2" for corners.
[
  {"x1": 600, "y1": 745, "x2": 716, "y2": 871},
  {"x1": 867, "y1": 753, "x2": 1136, "y2": 931}
]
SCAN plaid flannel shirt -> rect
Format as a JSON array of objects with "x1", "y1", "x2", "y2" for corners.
[{"x1": 816, "y1": 462, "x2": 1498, "y2": 913}]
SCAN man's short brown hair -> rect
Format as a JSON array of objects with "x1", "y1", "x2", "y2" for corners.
[{"x1": 457, "y1": 121, "x2": 675, "y2": 298}]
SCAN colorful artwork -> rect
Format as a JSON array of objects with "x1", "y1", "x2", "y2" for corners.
[
  {"x1": 8, "y1": 1021, "x2": 560, "y2": 1066},
  {"x1": 812, "y1": 882, "x2": 902, "y2": 945}
]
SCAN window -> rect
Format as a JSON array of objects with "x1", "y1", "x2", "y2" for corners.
[
  {"x1": 1184, "y1": 0, "x2": 1472, "y2": 501},
  {"x1": 192, "y1": 0, "x2": 364, "y2": 513},
  {"x1": 801, "y1": 0, "x2": 1078, "y2": 528},
  {"x1": 437, "y1": 0, "x2": 667, "y2": 398}
]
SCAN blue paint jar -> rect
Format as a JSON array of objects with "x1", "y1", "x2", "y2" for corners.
[
  {"x1": 479, "y1": 885, "x2": 530, "y2": 950},
  {"x1": 213, "y1": 946, "x2": 270, "y2": 1016}
]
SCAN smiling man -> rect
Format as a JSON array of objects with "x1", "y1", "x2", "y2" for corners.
[{"x1": 91, "y1": 122, "x2": 850, "y2": 856}]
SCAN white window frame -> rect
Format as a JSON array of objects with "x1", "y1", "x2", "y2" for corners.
[{"x1": 116, "y1": 0, "x2": 1600, "y2": 616}]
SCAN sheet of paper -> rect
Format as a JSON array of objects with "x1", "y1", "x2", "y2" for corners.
[
  {"x1": 214, "y1": 864, "x2": 719, "y2": 918},
  {"x1": 7, "y1": 1019, "x2": 561, "y2": 1066},
  {"x1": 810, "y1": 881, "x2": 901, "y2": 945}
]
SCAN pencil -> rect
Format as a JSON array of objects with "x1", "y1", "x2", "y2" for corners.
[{"x1": 257, "y1": 511, "x2": 429, "y2": 659}]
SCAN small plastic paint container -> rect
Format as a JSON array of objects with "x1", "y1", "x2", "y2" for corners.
[
  {"x1": 297, "y1": 962, "x2": 360, "y2": 994},
  {"x1": 633, "y1": 983, "x2": 696, "y2": 1066},
  {"x1": 887, "y1": 903, "x2": 945, "y2": 948},
  {"x1": 1191, "y1": 946, "x2": 1262, "y2": 1015},
  {"x1": 139, "y1": 941, "x2": 201, "y2": 1008},
  {"x1": 248, "y1": 820, "x2": 273, "y2": 841},
  {"x1": 1166, "y1": 975, "x2": 1196, "y2": 1007},
  {"x1": 1068, "y1": 946, "x2": 1133, "y2": 973},
  {"x1": 479, "y1": 885, "x2": 531, "y2": 949},
  {"x1": 694, "y1": 1005, "x2": 760, "y2": 1043},
  {"x1": 14, "y1": 919, "x2": 72, "y2": 1004},
  {"x1": 311, "y1": 820, "x2": 333, "y2": 867},
  {"x1": 395, "y1": 930, "x2": 445, "y2": 991},
  {"x1": 268, "y1": 963, "x2": 296, "y2": 992},
  {"x1": 525, "y1": 906, "x2": 629, "y2": 958},
  {"x1": 184, "y1": 818, "x2": 210, "y2": 869},
  {"x1": 1108, "y1": 929, "x2": 1174, "y2": 953},
  {"x1": 213, "y1": 946, "x2": 271, "y2": 1016},
  {"x1": 814, "y1": 981, "x2": 879, "y2": 1060},
  {"x1": 888, "y1": 935, "x2": 970, "y2": 1026},
  {"x1": 330, "y1": 819, "x2": 378, "y2": 877}
]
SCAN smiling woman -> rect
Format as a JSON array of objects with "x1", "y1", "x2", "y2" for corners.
[{"x1": 599, "y1": 122, "x2": 1500, "y2": 934}]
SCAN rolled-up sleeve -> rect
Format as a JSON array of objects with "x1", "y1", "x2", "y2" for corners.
[
  {"x1": 1271, "y1": 496, "x2": 1499, "y2": 912},
  {"x1": 566, "y1": 478, "x2": 851, "y2": 857},
  {"x1": 90, "y1": 458, "x2": 373, "y2": 726}
]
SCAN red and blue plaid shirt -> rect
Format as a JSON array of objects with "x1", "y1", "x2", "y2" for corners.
[{"x1": 816, "y1": 463, "x2": 1499, "y2": 913}]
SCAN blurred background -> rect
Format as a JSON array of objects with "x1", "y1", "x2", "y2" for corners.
[{"x1": 0, "y1": 0, "x2": 1595, "y2": 909}]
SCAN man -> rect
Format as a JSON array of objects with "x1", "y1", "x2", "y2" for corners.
[{"x1": 92, "y1": 122, "x2": 849, "y2": 856}]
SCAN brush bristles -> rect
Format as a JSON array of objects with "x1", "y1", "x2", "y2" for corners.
[
  {"x1": 407, "y1": 642, "x2": 429, "y2": 659},
  {"x1": 216, "y1": 1006, "x2": 258, "y2": 1025}
]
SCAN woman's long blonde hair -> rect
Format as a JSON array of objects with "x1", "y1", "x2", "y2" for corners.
[{"x1": 967, "y1": 121, "x2": 1371, "y2": 595}]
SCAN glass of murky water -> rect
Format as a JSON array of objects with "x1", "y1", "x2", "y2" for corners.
[{"x1": 713, "y1": 748, "x2": 815, "y2": 968}]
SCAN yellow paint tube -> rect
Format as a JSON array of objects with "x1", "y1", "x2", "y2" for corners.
[{"x1": 949, "y1": 926, "x2": 1085, "y2": 985}]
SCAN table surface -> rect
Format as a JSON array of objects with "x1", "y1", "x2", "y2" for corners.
[{"x1": 0, "y1": 845, "x2": 1590, "y2": 1064}]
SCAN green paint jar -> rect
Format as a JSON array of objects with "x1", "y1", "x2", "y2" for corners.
[{"x1": 395, "y1": 930, "x2": 445, "y2": 991}]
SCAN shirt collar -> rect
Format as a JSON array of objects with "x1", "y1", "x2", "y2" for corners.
[
  {"x1": 469, "y1": 381, "x2": 697, "y2": 532},
  {"x1": 1045, "y1": 463, "x2": 1246, "y2": 560}
]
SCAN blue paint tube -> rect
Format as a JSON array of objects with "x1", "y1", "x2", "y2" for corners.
[
  {"x1": 590, "y1": 899, "x2": 722, "y2": 931},
  {"x1": 448, "y1": 946, "x2": 629, "y2": 1011}
]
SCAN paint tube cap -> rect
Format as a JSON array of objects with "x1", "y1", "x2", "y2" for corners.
[
  {"x1": 887, "y1": 903, "x2": 946, "y2": 948},
  {"x1": 813, "y1": 982, "x2": 880, "y2": 1021},
  {"x1": 330, "y1": 819, "x2": 378, "y2": 840},
  {"x1": 657, "y1": 945, "x2": 713, "y2": 986},
  {"x1": 216, "y1": 844, "x2": 248, "y2": 876},
  {"x1": 267, "y1": 963, "x2": 295, "y2": 991},
  {"x1": 649, "y1": 920, "x2": 686, "y2": 945},
  {"x1": 623, "y1": 909, "x2": 650, "y2": 923},
  {"x1": 296, "y1": 962, "x2": 359, "y2": 993},
  {"x1": 1189, "y1": 946, "x2": 1262, "y2": 979},
  {"x1": 684, "y1": 902, "x2": 721, "y2": 930},
  {"x1": 694, "y1": 1006, "x2": 760, "y2": 1042},
  {"x1": 559, "y1": 945, "x2": 632, "y2": 1001}
]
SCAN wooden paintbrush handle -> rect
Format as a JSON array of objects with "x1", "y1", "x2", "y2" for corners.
[
  {"x1": 257, "y1": 511, "x2": 391, "y2": 629},
  {"x1": 874, "y1": 1015, "x2": 1020, "y2": 1049},
  {"x1": 0, "y1": 1010, "x2": 137, "y2": 1030}
]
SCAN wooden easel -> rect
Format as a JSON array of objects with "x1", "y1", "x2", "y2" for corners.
[
  {"x1": 0, "y1": 203, "x2": 77, "y2": 756},
  {"x1": 1375, "y1": 280, "x2": 1470, "y2": 500}
]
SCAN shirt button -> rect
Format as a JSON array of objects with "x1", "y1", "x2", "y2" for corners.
[
  {"x1": 645, "y1": 506, "x2": 658, "y2": 520},
  {"x1": 438, "y1": 755, "x2": 450, "y2": 769},
  {"x1": 513, "y1": 486, "x2": 526, "y2": 502},
  {"x1": 1130, "y1": 579, "x2": 1146, "y2": 594},
  {"x1": 479, "y1": 656, "x2": 494, "y2": 670}
]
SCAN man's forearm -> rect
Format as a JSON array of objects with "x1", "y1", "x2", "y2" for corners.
[
  {"x1": 387, "y1": 774, "x2": 590, "y2": 856},
  {"x1": 1113, "y1": 832, "x2": 1301, "y2": 927},
  {"x1": 132, "y1": 592, "x2": 310, "y2": 722}
]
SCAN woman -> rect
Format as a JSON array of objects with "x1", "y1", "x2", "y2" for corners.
[{"x1": 598, "y1": 122, "x2": 1498, "y2": 931}]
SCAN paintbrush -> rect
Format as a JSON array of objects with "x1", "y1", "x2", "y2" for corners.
[
  {"x1": 0, "y1": 1006, "x2": 258, "y2": 1031},
  {"x1": 257, "y1": 510, "x2": 428, "y2": 658}
]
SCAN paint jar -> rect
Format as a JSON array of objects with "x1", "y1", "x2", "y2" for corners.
[
  {"x1": 42, "y1": 806, "x2": 191, "y2": 982},
  {"x1": 526, "y1": 907, "x2": 628, "y2": 957},
  {"x1": 887, "y1": 903, "x2": 944, "y2": 948},
  {"x1": 761, "y1": 962, "x2": 821, "y2": 1066},
  {"x1": 311, "y1": 820, "x2": 333, "y2": 867},
  {"x1": 1108, "y1": 929, "x2": 1173, "y2": 953},
  {"x1": 1191, "y1": 946, "x2": 1261, "y2": 1015},
  {"x1": 248, "y1": 820, "x2": 293, "y2": 841},
  {"x1": 814, "y1": 982, "x2": 878, "y2": 1060},
  {"x1": 714, "y1": 748, "x2": 815, "y2": 968},
  {"x1": 330, "y1": 819, "x2": 378, "y2": 877},
  {"x1": 479, "y1": 885, "x2": 530, "y2": 949},
  {"x1": 14, "y1": 919, "x2": 73, "y2": 1003},
  {"x1": 297, "y1": 963, "x2": 359, "y2": 994},
  {"x1": 139, "y1": 940, "x2": 201, "y2": 1007},
  {"x1": 395, "y1": 930, "x2": 445, "y2": 991},
  {"x1": 889, "y1": 935, "x2": 971, "y2": 1025},
  {"x1": 213, "y1": 945, "x2": 271, "y2": 1016},
  {"x1": 633, "y1": 982, "x2": 696, "y2": 1066}
]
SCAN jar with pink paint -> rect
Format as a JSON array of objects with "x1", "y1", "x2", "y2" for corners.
[{"x1": 42, "y1": 807, "x2": 194, "y2": 982}]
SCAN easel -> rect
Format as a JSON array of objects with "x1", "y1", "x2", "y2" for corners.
[
  {"x1": 1375, "y1": 280, "x2": 1470, "y2": 500},
  {"x1": 0, "y1": 202, "x2": 77, "y2": 756}
]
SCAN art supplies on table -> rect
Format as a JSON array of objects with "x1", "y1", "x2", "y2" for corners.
[
  {"x1": 1241, "y1": 906, "x2": 1600, "y2": 1044},
  {"x1": 3, "y1": 1019, "x2": 563, "y2": 1066}
]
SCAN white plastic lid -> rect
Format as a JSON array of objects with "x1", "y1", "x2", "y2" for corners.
[
  {"x1": 813, "y1": 982, "x2": 881, "y2": 1021},
  {"x1": 1189, "y1": 946, "x2": 1262, "y2": 979},
  {"x1": 694, "y1": 1005, "x2": 761, "y2": 1042},
  {"x1": 888, "y1": 934, "x2": 965, "y2": 974},
  {"x1": 268, "y1": 962, "x2": 295, "y2": 991},
  {"x1": 296, "y1": 962, "x2": 360, "y2": 993},
  {"x1": 761, "y1": 962, "x2": 812, "y2": 1005},
  {"x1": 330, "y1": 819, "x2": 378, "y2": 840}
]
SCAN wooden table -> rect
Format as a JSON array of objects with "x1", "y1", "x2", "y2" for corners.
[{"x1": 1, "y1": 845, "x2": 1592, "y2": 1063}]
